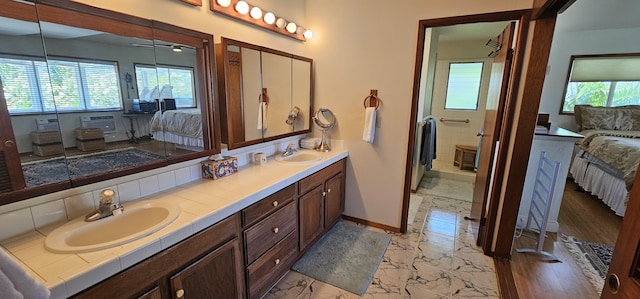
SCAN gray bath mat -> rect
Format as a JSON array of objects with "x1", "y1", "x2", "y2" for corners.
[{"x1": 292, "y1": 221, "x2": 391, "y2": 296}]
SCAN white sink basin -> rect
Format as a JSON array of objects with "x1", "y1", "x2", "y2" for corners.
[
  {"x1": 45, "y1": 200, "x2": 180, "y2": 253},
  {"x1": 275, "y1": 151, "x2": 323, "y2": 164}
]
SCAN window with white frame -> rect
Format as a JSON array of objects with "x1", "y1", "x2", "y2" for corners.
[
  {"x1": 561, "y1": 55, "x2": 640, "y2": 113},
  {"x1": 135, "y1": 64, "x2": 196, "y2": 108},
  {"x1": 0, "y1": 56, "x2": 123, "y2": 114},
  {"x1": 444, "y1": 62, "x2": 483, "y2": 110}
]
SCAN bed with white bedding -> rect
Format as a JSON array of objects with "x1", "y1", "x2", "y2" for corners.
[
  {"x1": 569, "y1": 105, "x2": 640, "y2": 216},
  {"x1": 149, "y1": 109, "x2": 203, "y2": 148}
]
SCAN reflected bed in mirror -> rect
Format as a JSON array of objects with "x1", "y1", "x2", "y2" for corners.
[
  {"x1": 216, "y1": 37, "x2": 312, "y2": 150},
  {"x1": 0, "y1": 0, "x2": 219, "y2": 205}
]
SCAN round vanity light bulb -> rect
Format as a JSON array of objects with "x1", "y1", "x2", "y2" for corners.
[
  {"x1": 235, "y1": 1, "x2": 249, "y2": 15},
  {"x1": 296, "y1": 26, "x2": 304, "y2": 35},
  {"x1": 275, "y1": 17, "x2": 286, "y2": 28},
  {"x1": 263, "y1": 12, "x2": 275, "y2": 25},
  {"x1": 216, "y1": 0, "x2": 231, "y2": 7},
  {"x1": 303, "y1": 29, "x2": 313, "y2": 39},
  {"x1": 286, "y1": 22, "x2": 297, "y2": 33},
  {"x1": 250, "y1": 7, "x2": 262, "y2": 19}
]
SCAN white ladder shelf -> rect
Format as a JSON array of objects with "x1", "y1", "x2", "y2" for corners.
[{"x1": 516, "y1": 151, "x2": 562, "y2": 262}]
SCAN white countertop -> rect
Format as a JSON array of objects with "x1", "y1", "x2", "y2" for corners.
[{"x1": 1, "y1": 149, "x2": 348, "y2": 299}]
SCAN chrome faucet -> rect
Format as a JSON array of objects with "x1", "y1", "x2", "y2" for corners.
[
  {"x1": 281, "y1": 142, "x2": 298, "y2": 157},
  {"x1": 85, "y1": 189, "x2": 123, "y2": 222}
]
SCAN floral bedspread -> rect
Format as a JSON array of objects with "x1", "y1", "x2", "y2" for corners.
[
  {"x1": 150, "y1": 108, "x2": 202, "y2": 138},
  {"x1": 577, "y1": 130, "x2": 640, "y2": 190}
]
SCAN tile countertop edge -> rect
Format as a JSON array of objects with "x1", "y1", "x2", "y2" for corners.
[{"x1": 8, "y1": 149, "x2": 349, "y2": 299}]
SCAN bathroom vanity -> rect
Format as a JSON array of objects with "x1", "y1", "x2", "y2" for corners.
[{"x1": 3, "y1": 150, "x2": 347, "y2": 299}]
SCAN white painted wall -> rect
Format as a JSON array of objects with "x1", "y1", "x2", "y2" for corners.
[
  {"x1": 538, "y1": 0, "x2": 640, "y2": 131},
  {"x1": 58, "y1": 0, "x2": 536, "y2": 229},
  {"x1": 305, "y1": 0, "x2": 532, "y2": 228}
]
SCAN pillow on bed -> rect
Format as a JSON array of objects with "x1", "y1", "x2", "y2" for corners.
[
  {"x1": 616, "y1": 108, "x2": 640, "y2": 130},
  {"x1": 580, "y1": 106, "x2": 619, "y2": 130}
]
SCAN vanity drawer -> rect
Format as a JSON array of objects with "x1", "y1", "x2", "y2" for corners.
[
  {"x1": 246, "y1": 231, "x2": 297, "y2": 299},
  {"x1": 244, "y1": 201, "x2": 297, "y2": 264},
  {"x1": 299, "y1": 159, "x2": 345, "y2": 195},
  {"x1": 242, "y1": 184, "x2": 295, "y2": 227}
]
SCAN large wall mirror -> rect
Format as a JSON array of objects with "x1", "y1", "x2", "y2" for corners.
[
  {"x1": 0, "y1": 0, "x2": 219, "y2": 205},
  {"x1": 216, "y1": 38, "x2": 312, "y2": 150}
]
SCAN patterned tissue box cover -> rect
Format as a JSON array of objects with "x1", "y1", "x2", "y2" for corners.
[{"x1": 201, "y1": 156, "x2": 238, "y2": 179}]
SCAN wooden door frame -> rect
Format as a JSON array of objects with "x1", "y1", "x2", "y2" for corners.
[{"x1": 401, "y1": 9, "x2": 529, "y2": 234}]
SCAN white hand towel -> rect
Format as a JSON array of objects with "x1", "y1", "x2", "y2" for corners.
[
  {"x1": 362, "y1": 107, "x2": 377, "y2": 143},
  {"x1": 257, "y1": 102, "x2": 268, "y2": 130},
  {"x1": 0, "y1": 247, "x2": 50, "y2": 299}
]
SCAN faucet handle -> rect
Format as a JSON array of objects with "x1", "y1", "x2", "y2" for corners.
[{"x1": 100, "y1": 189, "x2": 115, "y2": 205}]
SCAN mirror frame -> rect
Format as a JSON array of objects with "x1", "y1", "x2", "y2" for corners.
[
  {"x1": 216, "y1": 37, "x2": 313, "y2": 150},
  {"x1": 0, "y1": 0, "x2": 220, "y2": 206}
]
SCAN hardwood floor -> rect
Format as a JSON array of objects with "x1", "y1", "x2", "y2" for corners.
[{"x1": 510, "y1": 179, "x2": 622, "y2": 299}]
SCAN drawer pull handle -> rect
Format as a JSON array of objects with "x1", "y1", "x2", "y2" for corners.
[
  {"x1": 274, "y1": 258, "x2": 280, "y2": 265},
  {"x1": 273, "y1": 227, "x2": 279, "y2": 233},
  {"x1": 273, "y1": 200, "x2": 278, "y2": 207},
  {"x1": 328, "y1": 188, "x2": 331, "y2": 193},
  {"x1": 176, "y1": 289, "x2": 185, "y2": 298},
  {"x1": 322, "y1": 191, "x2": 326, "y2": 196}
]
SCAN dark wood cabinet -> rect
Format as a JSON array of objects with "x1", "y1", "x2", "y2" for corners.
[
  {"x1": 169, "y1": 238, "x2": 244, "y2": 299},
  {"x1": 241, "y1": 184, "x2": 299, "y2": 299},
  {"x1": 298, "y1": 159, "x2": 346, "y2": 252},
  {"x1": 325, "y1": 172, "x2": 344, "y2": 227},
  {"x1": 299, "y1": 185, "x2": 325, "y2": 252},
  {"x1": 72, "y1": 158, "x2": 347, "y2": 299},
  {"x1": 136, "y1": 286, "x2": 161, "y2": 299},
  {"x1": 72, "y1": 213, "x2": 245, "y2": 299}
]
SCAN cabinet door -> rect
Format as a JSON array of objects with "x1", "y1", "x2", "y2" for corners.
[
  {"x1": 170, "y1": 237, "x2": 245, "y2": 299},
  {"x1": 325, "y1": 172, "x2": 344, "y2": 227},
  {"x1": 299, "y1": 185, "x2": 324, "y2": 252},
  {"x1": 137, "y1": 286, "x2": 162, "y2": 299}
]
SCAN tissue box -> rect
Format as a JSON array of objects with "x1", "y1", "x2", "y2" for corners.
[{"x1": 201, "y1": 156, "x2": 238, "y2": 179}]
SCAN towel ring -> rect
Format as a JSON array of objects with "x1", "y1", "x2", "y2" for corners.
[{"x1": 363, "y1": 94, "x2": 380, "y2": 110}]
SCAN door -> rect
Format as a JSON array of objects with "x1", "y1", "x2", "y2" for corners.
[
  {"x1": 601, "y1": 165, "x2": 640, "y2": 298},
  {"x1": 0, "y1": 78, "x2": 25, "y2": 193},
  {"x1": 469, "y1": 22, "x2": 515, "y2": 245}
]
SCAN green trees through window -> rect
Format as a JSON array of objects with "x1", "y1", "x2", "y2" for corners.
[
  {"x1": 0, "y1": 57, "x2": 122, "y2": 114},
  {"x1": 562, "y1": 81, "x2": 640, "y2": 113}
]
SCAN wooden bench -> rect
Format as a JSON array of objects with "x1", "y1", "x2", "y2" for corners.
[{"x1": 454, "y1": 144, "x2": 477, "y2": 171}]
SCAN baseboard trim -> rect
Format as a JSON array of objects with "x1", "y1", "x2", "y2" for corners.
[
  {"x1": 341, "y1": 215, "x2": 401, "y2": 233},
  {"x1": 494, "y1": 257, "x2": 519, "y2": 299}
]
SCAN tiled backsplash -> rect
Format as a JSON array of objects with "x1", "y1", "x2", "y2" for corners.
[{"x1": 0, "y1": 136, "x2": 304, "y2": 242}]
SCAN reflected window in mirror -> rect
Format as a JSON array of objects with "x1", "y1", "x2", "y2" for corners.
[
  {"x1": 135, "y1": 64, "x2": 196, "y2": 109},
  {"x1": 561, "y1": 54, "x2": 640, "y2": 113},
  {"x1": 0, "y1": 0, "x2": 219, "y2": 205}
]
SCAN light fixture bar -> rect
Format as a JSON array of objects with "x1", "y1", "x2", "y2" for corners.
[{"x1": 210, "y1": 0, "x2": 310, "y2": 42}]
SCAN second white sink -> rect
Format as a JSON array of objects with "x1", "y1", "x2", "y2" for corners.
[
  {"x1": 275, "y1": 151, "x2": 323, "y2": 164},
  {"x1": 45, "y1": 199, "x2": 180, "y2": 253}
]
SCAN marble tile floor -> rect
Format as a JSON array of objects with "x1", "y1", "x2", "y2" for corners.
[{"x1": 266, "y1": 178, "x2": 499, "y2": 298}]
